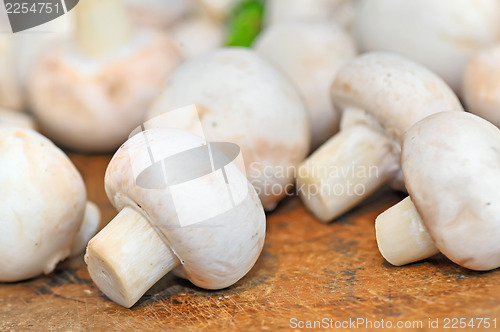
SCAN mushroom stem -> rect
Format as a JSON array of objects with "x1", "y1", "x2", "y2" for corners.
[
  {"x1": 75, "y1": 0, "x2": 132, "y2": 57},
  {"x1": 70, "y1": 201, "x2": 101, "y2": 256},
  {"x1": 297, "y1": 125, "x2": 396, "y2": 222},
  {"x1": 375, "y1": 196, "x2": 439, "y2": 266},
  {"x1": 85, "y1": 206, "x2": 180, "y2": 308}
]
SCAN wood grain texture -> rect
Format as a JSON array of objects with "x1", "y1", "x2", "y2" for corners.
[{"x1": 1, "y1": 153, "x2": 499, "y2": 331}]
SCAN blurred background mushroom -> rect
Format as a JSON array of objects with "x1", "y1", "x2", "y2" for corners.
[
  {"x1": 354, "y1": 0, "x2": 500, "y2": 94},
  {"x1": 27, "y1": 0, "x2": 181, "y2": 152}
]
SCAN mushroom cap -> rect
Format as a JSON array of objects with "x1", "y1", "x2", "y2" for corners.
[
  {"x1": 147, "y1": 48, "x2": 310, "y2": 210},
  {"x1": 332, "y1": 52, "x2": 463, "y2": 145},
  {"x1": 354, "y1": 0, "x2": 500, "y2": 93},
  {"x1": 463, "y1": 45, "x2": 500, "y2": 128},
  {"x1": 254, "y1": 21, "x2": 356, "y2": 148},
  {"x1": 0, "y1": 126, "x2": 86, "y2": 281},
  {"x1": 402, "y1": 111, "x2": 500, "y2": 270},
  {"x1": 28, "y1": 32, "x2": 181, "y2": 152},
  {"x1": 105, "y1": 127, "x2": 266, "y2": 289}
]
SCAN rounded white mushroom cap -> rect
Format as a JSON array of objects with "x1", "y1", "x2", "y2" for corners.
[
  {"x1": 0, "y1": 126, "x2": 87, "y2": 281},
  {"x1": 28, "y1": 32, "x2": 181, "y2": 152},
  {"x1": 331, "y1": 52, "x2": 464, "y2": 188},
  {"x1": 147, "y1": 48, "x2": 310, "y2": 210},
  {"x1": 402, "y1": 111, "x2": 500, "y2": 270},
  {"x1": 104, "y1": 128, "x2": 266, "y2": 289},
  {"x1": 254, "y1": 21, "x2": 356, "y2": 149},
  {"x1": 463, "y1": 45, "x2": 500, "y2": 127},
  {"x1": 355, "y1": 0, "x2": 500, "y2": 93}
]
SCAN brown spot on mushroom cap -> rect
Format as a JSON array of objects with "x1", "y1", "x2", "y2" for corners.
[{"x1": 402, "y1": 111, "x2": 500, "y2": 270}]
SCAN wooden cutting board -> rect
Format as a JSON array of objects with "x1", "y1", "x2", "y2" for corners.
[{"x1": 1, "y1": 154, "x2": 499, "y2": 331}]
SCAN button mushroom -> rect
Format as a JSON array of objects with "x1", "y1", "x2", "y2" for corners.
[
  {"x1": 297, "y1": 52, "x2": 463, "y2": 222},
  {"x1": 85, "y1": 125, "x2": 266, "y2": 308},
  {"x1": 0, "y1": 126, "x2": 99, "y2": 281},
  {"x1": 254, "y1": 21, "x2": 357, "y2": 149},
  {"x1": 354, "y1": 0, "x2": 500, "y2": 93},
  {"x1": 147, "y1": 48, "x2": 310, "y2": 210},
  {"x1": 27, "y1": 0, "x2": 182, "y2": 152},
  {"x1": 463, "y1": 45, "x2": 500, "y2": 128},
  {"x1": 376, "y1": 111, "x2": 500, "y2": 271}
]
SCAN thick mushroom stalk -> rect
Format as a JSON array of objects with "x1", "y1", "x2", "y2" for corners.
[
  {"x1": 75, "y1": 0, "x2": 132, "y2": 57},
  {"x1": 298, "y1": 123, "x2": 397, "y2": 221},
  {"x1": 376, "y1": 111, "x2": 500, "y2": 271},
  {"x1": 85, "y1": 126, "x2": 266, "y2": 308},
  {"x1": 297, "y1": 52, "x2": 463, "y2": 222},
  {"x1": 375, "y1": 197, "x2": 439, "y2": 266},
  {"x1": 86, "y1": 207, "x2": 179, "y2": 307},
  {"x1": 70, "y1": 202, "x2": 101, "y2": 256}
]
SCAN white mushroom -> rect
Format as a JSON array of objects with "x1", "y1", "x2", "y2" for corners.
[
  {"x1": 27, "y1": 0, "x2": 182, "y2": 152},
  {"x1": 354, "y1": 0, "x2": 500, "y2": 93},
  {"x1": 254, "y1": 21, "x2": 357, "y2": 149},
  {"x1": 376, "y1": 111, "x2": 500, "y2": 271},
  {"x1": 463, "y1": 45, "x2": 500, "y2": 127},
  {"x1": 297, "y1": 53, "x2": 463, "y2": 222},
  {"x1": 147, "y1": 48, "x2": 310, "y2": 210},
  {"x1": 0, "y1": 126, "x2": 99, "y2": 281},
  {"x1": 85, "y1": 126, "x2": 266, "y2": 308}
]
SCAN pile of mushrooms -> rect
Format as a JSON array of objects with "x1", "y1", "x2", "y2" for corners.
[
  {"x1": 376, "y1": 112, "x2": 500, "y2": 271},
  {"x1": 85, "y1": 119, "x2": 266, "y2": 308},
  {"x1": 28, "y1": 0, "x2": 181, "y2": 152},
  {"x1": 0, "y1": 126, "x2": 99, "y2": 281},
  {"x1": 297, "y1": 52, "x2": 463, "y2": 222},
  {"x1": 6, "y1": 0, "x2": 500, "y2": 311}
]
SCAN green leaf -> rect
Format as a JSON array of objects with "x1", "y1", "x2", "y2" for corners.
[{"x1": 226, "y1": 0, "x2": 265, "y2": 47}]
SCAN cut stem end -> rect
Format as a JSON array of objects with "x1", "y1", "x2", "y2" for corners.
[{"x1": 85, "y1": 206, "x2": 180, "y2": 308}]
